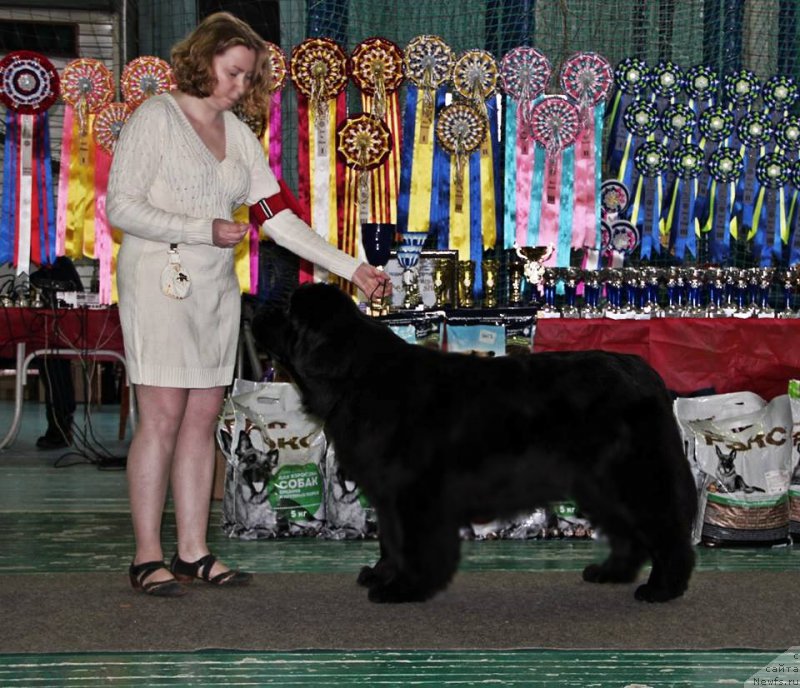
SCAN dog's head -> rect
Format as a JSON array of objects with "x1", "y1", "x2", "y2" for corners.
[{"x1": 252, "y1": 283, "x2": 385, "y2": 415}]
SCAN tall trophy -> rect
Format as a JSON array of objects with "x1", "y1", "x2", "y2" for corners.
[
  {"x1": 482, "y1": 258, "x2": 500, "y2": 308},
  {"x1": 457, "y1": 260, "x2": 475, "y2": 308},
  {"x1": 396, "y1": 230, "x2": 428, "y2": 309},
  {"x1": 361, "y1": 222, "x2": 395, "y2": 315}
]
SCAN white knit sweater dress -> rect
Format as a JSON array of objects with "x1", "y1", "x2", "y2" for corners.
[{"x1": 107, "y1": 93, "x2": 360, "y2": 388}]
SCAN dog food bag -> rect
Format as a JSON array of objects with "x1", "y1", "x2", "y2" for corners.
[
  {"x1": 445, "y1": 321, "x2": 506, "y2": 356},
  {"x1": 323, "y1": 442, "x2": 378, "y2": 539},
  {"x1": 217, "y1": 379, "x2": 327, "y2": 539},
  {"x1": 381, "y1": 311, "x2": 445, "y2": 348},
  {"x1": 503, "y1": 311, "x2": 536, "y2": 355},
  {"x1": 673, "y1": 390, "x2": 767, "y2": 540},
  {"x1": 788, "y1": 380, "x2": 800, "y2": 542},
  {"x1": 544, "y1": 502, "x2": 597, "y2": 540},
  {"x1": 688, "y1": 393, "x2": 793, "y2": 547}
]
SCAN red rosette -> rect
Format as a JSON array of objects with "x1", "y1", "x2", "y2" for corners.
[
  {"x1": 350, "y1": 37, "x2": 405, "y2": 96},
  {"x1": 336, "y1": 113, "x2": 392, "y2": 171},
  {"x1": 529, "y1": 95, "x2": 582, "y2": 156},
  {"x1": 560, "y1": 51, "x2": 613, "y2": 109},
  {"x1": 92, "y1": 102, "x2": 132, "y2": 155},
  {"x1": 60, "y1": 58, "x2": 114, "y2": 113},
  {"x1": 121, "y1": 56, "x2": 176, "y2": 109},
  {"x1": 0, "y1": 50, "x2": 60, "y2": 113},
  {"x1": 290, "y1": 37, "x2": 349, "y2": 101},
  {"x1": 265, "y1": 41, "x2": 288, "y2": 93}
]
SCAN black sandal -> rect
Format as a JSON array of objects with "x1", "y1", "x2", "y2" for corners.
[
  {"x1": 170, "y1": 552, "x2": 252, "y2": 586},
  {"x1": 129, "y1": 560, "x2": 186, "y2": 597}
]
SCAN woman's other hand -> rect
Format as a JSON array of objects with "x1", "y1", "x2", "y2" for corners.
[{"x1": 212, "y1": 218, "x2": 249, "y2": 248}]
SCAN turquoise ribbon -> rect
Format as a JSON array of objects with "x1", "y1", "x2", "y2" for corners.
[
  {"x1": 556, "y1": 146, "x2": 575, "y2": 267},
  {"x1": 503, "y1": 98, "x2": 518, "y2": 249}
]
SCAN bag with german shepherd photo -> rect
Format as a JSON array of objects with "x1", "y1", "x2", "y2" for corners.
[{"x1": 216, "y1": 379, "x2": 327, "y2": 539}]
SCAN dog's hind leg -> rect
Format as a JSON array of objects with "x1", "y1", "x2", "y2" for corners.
[
  {"x1": 357, "y1": 538, "x2": 396, "y2": 588},
  {"x1": 634, "y1": 531, "x2": 695, "y2": 603}
]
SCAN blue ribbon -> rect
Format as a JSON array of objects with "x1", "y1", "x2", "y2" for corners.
[
  {"x1": 0, "y1": 110, "x2": 19, "y2": 264},
  {"x1": 396, "y1": 85, "x2": 418, "y2": 235},
  {"x1": 638, "y1": 175, "x2": 662, "y2": 259},
  {"x1": 469, "y1": 141, "x2": 483, "y2": 296},
  {"x1": 502, "y1": 98, "x2": 517, "y2": 248},
  {"x1": 557, "y1": 146, "x2": 575, "y2": 267}
]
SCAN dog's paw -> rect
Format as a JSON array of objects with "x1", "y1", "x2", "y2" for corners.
[
  {"x1": 357, "y1": 565, "x2": 378, "y2": 587},
  {"x1": 634, "y1": 582, "x2": 686, "y2": 603},
  {"x1": 367, "y1": 580, "x2": 432, "y2": 604},
  {"x1": 582, "y1": 563, "x2": 638, "y2": 584}
]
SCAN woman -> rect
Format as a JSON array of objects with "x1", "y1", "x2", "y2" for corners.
[{"x1": 107, "y1": 12, "x2": 390, "y2": 596}]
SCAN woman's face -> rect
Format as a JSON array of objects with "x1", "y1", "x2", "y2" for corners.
[{"x1": 209, "y1": 44, "x2": 257, "y2": 110}]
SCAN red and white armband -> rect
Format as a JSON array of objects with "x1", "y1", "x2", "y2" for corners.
[{"x1": 250, "y1": 192, "x2": 290, "y2": 225}]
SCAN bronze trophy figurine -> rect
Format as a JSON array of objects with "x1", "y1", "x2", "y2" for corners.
[
  {"x1": 482, "y1": 258, "x2": 499, "y2": 308},
  {"x1": 457, "y1": 260, "x2": 475, "y2": 308}
]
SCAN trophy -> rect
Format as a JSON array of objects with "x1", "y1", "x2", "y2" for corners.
[
  {"x1": 361, "y1": 222, "x2": 395, "y2": 315},
  {"x1": 684, "y1": 267, "x2": 706, "y2": 317},
  {"x1": 507, "y1": 257, "x2": 525, "y2": 306},
  {"x1": 581, "y1": 269, "x2": 603, "y2": 318},
  {"x1": 396, "y1": 229, "x2": 428, "y2": 309},
  {"x1": 482, "y1": 258, "x2": 500, "y2": 308},
  {"x1": 432, "y1": 258, "x2": 453, "y2": 308},
  {"x1": 704, "y1": 266, "x2": 726, "y2": 317},
  {"x1": 778, "y1": 266, "x2": 799, "y2": 317},
  {"x1": 457, "y1": 260, "x2": 475, "y2": 308},
  {"x1": 560, "y1": 267, "x2": 581, "y2": 318},
  {"x1": 754, "y1": 267, "x2": 776, "y2": 318},
  {"x1": 538, "y1": 267, "x2": 559, "y2": 317}
]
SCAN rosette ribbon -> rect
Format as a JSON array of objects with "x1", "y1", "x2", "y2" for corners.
[
  {"x1": 605, "y1": 57, "x2": 649, "y2": 189},
  {"x1": 57, "y1": 58, "x2": 113, "y2": 263},
  {"x1": 528, "y1": 96, "x2": 582, "y2": 267},
  {"x1": 788, "y1": 161, "x2": 800, "y2": 264},
  {"x1": 665, "y1": 143, "x2": 704, "y2": 259},
  {"x1": 120, "y1": 56, "x2": 175, "y2": 110},
  {"x1": 232, "y1": 42, "x2": 287, "y2": 297},
  {"x1": 499, "y1": 47, "x2": 551, "y2": 250},
  {"x1": 336, "y1": 113, "x2": 393, "y2": 274},
  {"x1": 350, "y1": 37, "x2": 404, "y2": 226},
  {"x1": 398, "y1": 35, "x2": 454, "y2": 247},
  {"x1": 732, "y1": 112, "x2": 772, "y2": 257},
  {"x1": 560, "y1": 52, "x2": 612, "y2": 263},
  {"x1": 752, "y1": 153, "x2": 790, "y2": 266},
  {"x1": 290, "y1": 38, "x2": 349, "y2": 284},
  {"x1": 92, "y1": 101, "x2": 130, "y2": 304},
  {"x1": 631, "y1": 141, "x2": 670, "y2": 259},
  {"x1": 0, "y1": 51, "x2": 60, "y2": 273},
  {"x1": 620, "y1": 100, "x2": 659, "y2": 226},
  {"x1": 695, "y1": 105, "x2": 735, "y2": 244},
  {"x1": 762, "y1": 75, "x2": 798, "y2": 125},
  {"x1": 705, "y1": 146, "x2": 744, "y2": 263},
  {"x1": 435, "y1": 101, "x2": 489, "y2": 297}
]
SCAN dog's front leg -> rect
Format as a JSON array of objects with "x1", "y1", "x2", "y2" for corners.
[
  {"x1": 357, "y1": 537, "x2": 396, "y2": 588},
  {"x1": 365, "y1": 490, "x2": 460, "y2": 603}
]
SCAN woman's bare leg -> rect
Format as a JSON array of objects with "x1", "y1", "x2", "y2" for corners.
[
  {"x1": 171, "y1": 386, "x2": 231, "y2": 577},
  {"x1": 128, "y1": 385, "x2": 188, "y2": 583}
]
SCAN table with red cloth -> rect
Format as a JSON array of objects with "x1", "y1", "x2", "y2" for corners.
[
  {"x1": 0, "y1": 307, "x2": 129, "y2": 449},
  {"x1": 533, "y1": 317, "x2": 800, "y2": 401}
]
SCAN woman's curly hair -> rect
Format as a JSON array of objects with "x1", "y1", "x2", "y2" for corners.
[{"x1": 171, "y1": 12, "x2": 272, "y2": 117}]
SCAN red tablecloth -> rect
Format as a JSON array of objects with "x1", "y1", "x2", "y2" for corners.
[
  {"x1": 0, "y1": 307, "x2": 125, "y2": 359},
  {"x1": 533, "y1": 317, "x2": 800, "y2": 400}
]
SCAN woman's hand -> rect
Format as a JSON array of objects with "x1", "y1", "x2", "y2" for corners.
[
  {"x1": 212, "y1": 218, "x2": 249, "y2": 248},
  {"x1": 351, "y1": 263, "x2": 393, "y2": 301}
]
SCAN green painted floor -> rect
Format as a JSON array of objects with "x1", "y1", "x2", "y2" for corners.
[{"x1": 0, "y1": 400, "x2": 792, "y2": 686}]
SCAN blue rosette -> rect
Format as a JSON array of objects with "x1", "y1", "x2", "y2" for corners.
[
  {"x1": 606, "y1": 57, "x2": 650, "y2": 183},
  {"x1": 775, "y1": 115, "x2": 800, "y2": 154},
  {"x1": 736, "y1": 111, "x2": 772, "y2": 149},
  {"x1": 648, "y1": 60, "x2": 683, "y2": 101},
  {"x1": 761, "y1": 75, "x2": 799, "y2": 117},
  {"x1": 623, "y1": 99, "x2": 658, "y2": 137},
  {"x1": 666, "y1": 143, "x2": 704, "y2": 258},
  {"x1": 753, "y1": 153, "x2": 791, "y2": 265},
  {"x1": 698, "y1": 106, "x2": 735, "y2": 143},
  {"x1": 722, "y1": 69, "x2": 761, "y2": 109},
  {"x1": 633, "y1": 140, "x2": 670, "y2": 257},
  {"x1": 683, "y1": 65, "x2": 719, "y2": 101},
  {"x1": 660, "y1": 103, "x2": 696, "y2": 144},
  {"x1": 706, "y1": 146, "x2": 744, "y2": 263}
]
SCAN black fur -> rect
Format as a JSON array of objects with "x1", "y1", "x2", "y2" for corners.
[{"x1": 253, "y1": 283, "x2": 697, "y2": 604}]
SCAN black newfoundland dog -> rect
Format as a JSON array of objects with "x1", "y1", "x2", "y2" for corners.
[{"x1": 253, "y1": 283, "x2": 696, "y2": 604}]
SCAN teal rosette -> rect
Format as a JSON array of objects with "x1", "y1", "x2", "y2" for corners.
[
  {"x1": 660, "y1": 103, "x2": 696, "y2": 141},
  {"x1": 761, "y1": 75, "x2": 798, "y2": 112},
  {"x1": 775, "y1": 115, "x2": 800, "y2": 152},
  {"x1": 698, "y1": 105, "x2": 734, "y2": 142},
  {"x1": 623, "y1": 100, "x2": 658, "y2": 137},
  {"x1": 722, "y1": 69, "x2": 760, "y2": 108},
  {"x1": 736, "y1": 112, "x2": 772, "y2": 148},
  {"x1": 648, "y1": 60, "x2": 683, "y2": 100},
  {"x1": 683, "y1": 65, "x2": 719, "y2": 100}
]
